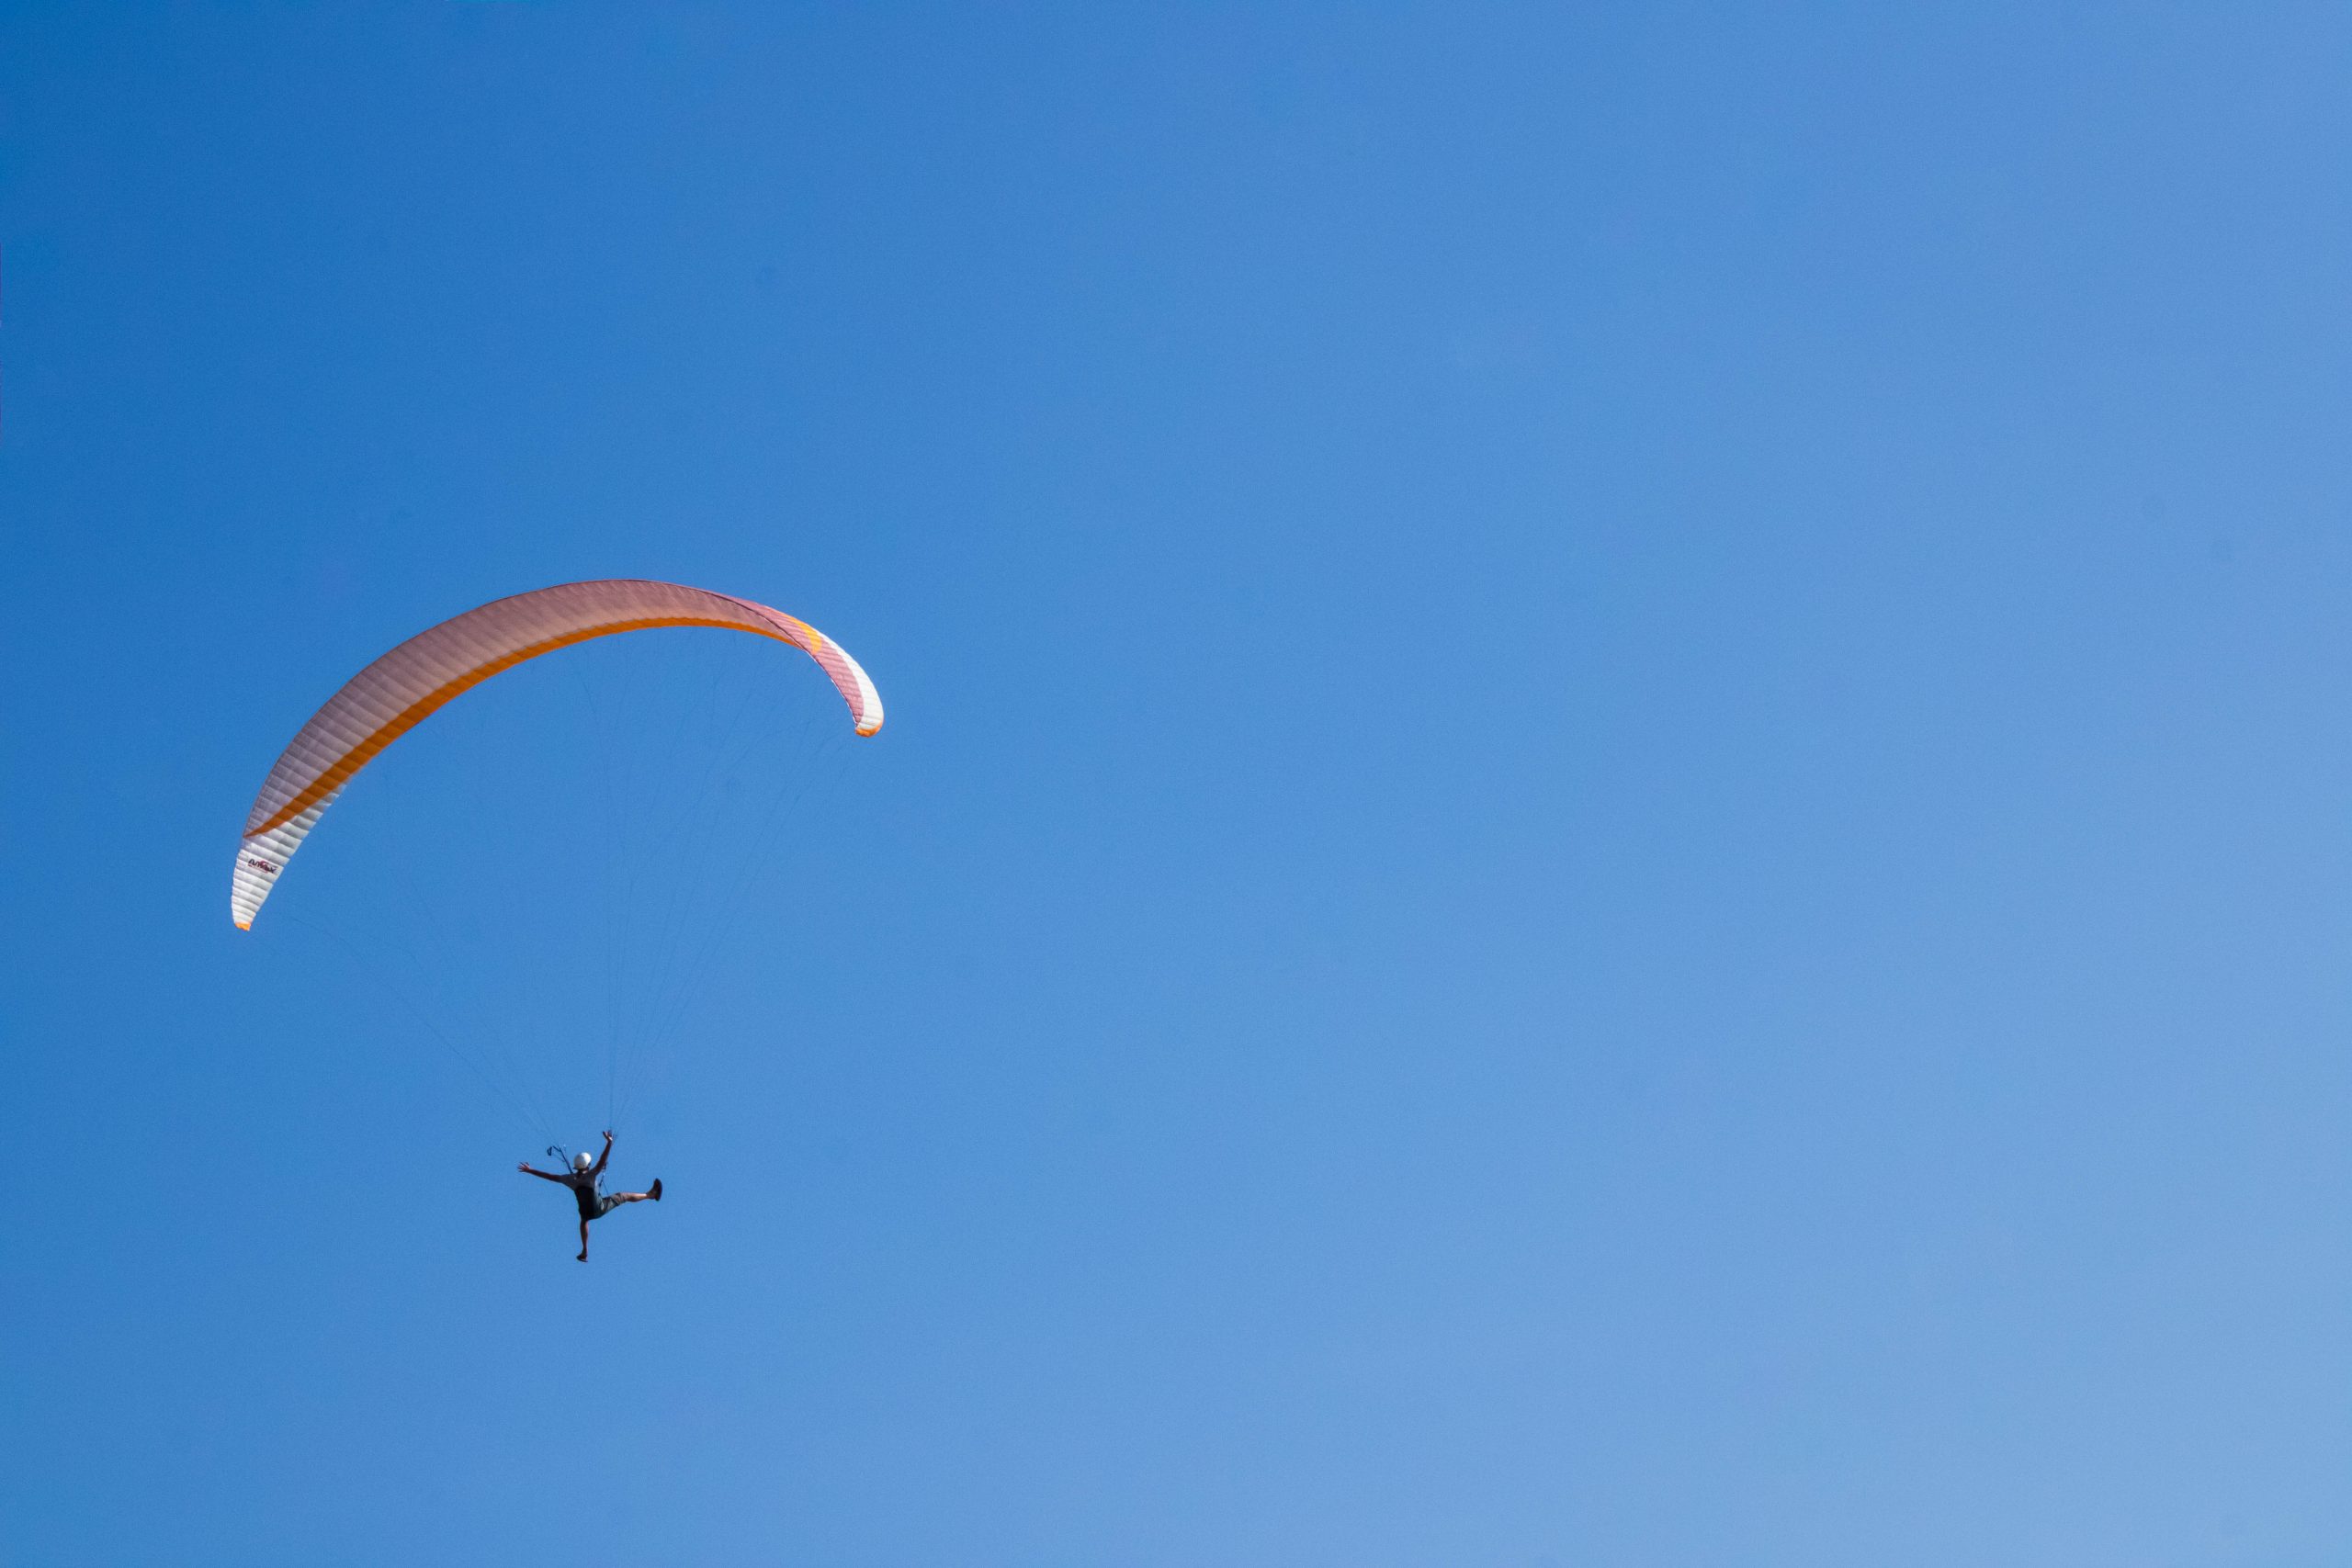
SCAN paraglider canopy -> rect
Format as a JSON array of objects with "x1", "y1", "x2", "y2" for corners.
[{"x1": 231, "y1": 579, "x2": 883, "y2": 930}]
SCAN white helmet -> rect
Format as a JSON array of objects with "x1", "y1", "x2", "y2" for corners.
[{"x1": 571, "y1": 1150, "x2": 594, "y2": 1172}]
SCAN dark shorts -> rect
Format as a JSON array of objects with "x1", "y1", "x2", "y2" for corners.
[{"x1": 576, "y1": 1190, "x2": 625, "y2": 1223}]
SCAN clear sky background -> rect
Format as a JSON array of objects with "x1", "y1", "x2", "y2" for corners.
[{"x1": 6, "y1": 5, "x2": 2352, "y2": 1564}]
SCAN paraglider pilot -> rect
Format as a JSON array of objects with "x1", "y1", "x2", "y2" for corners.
[{"x1": 518, "y1": 1131, "x2": 662, "y2": 1261}]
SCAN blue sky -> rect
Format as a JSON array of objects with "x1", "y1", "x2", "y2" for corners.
[{"x1": 6, "y1": 4, "x2": 2352, "y2": 1563}]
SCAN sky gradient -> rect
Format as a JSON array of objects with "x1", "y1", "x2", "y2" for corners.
[{"x1": 7, "y1": 5, "x2": 2352, "y2": 1563}]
